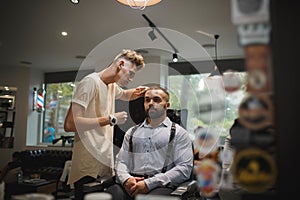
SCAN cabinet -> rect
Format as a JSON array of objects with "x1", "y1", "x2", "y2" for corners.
[{"x1": 0, "y1": 86, "x2": 17, "y2": 148}]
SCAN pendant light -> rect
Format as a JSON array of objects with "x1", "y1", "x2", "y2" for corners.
[{"x1": 116, "y1": 0, "x2": 162, "y2": 10}]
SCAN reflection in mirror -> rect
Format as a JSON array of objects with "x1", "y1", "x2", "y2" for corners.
[{"x1": 0, "y1": 86, "x2": 17, "y2": 148}]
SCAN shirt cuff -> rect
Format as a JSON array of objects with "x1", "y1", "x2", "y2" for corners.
[
  {"x1": 118, "y1": 174, "x2": 132, "y2": 186},
  {"x1": 144, "y1": 177, "x2": 159, "y2": 191}
]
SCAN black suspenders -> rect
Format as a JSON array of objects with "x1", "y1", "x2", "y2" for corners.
[
  {"x1": 129, "y1": 122, "x2": 176, "y2": 173},
  {"x1": 129, "y1": 124, "x2": 140, "y2": 153},
  {"x1": 162, "y1": 122, "x2": 176, "y2": 173}
]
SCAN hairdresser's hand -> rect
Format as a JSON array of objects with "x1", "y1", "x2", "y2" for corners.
[
  {"x1": 130, "y1": 86, "x2": 149, "y2": 100},
  {"x1": 114, "y1": 111, "x2": 128, "y2": 125}
]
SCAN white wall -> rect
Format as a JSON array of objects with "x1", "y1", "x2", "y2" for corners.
[{"x1": 0, "y1": 66, "x2": 31, "y2": 168}]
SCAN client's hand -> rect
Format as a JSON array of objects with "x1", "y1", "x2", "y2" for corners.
[
  {"x1": 131, "y1": 180, "x2": 149, "y2": 196},
  {"x1": 124, "y1": 177, "x2": 145, "y2": 197}
]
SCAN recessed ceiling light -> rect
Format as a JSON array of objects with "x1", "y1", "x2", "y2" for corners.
[
  {"x1": 70, "y1": 0, "x2": 79, "y2": 4},
  {"x1": 61, "y1": 31, "x2": 68, "y2": 36}
]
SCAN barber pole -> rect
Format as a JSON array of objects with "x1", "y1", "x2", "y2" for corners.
[{"x1": 36, "y1": 88, "x2": 45, "y2": 112}]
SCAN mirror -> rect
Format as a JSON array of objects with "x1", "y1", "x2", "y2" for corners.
[{"x1": 0, "y1": 86, "x2": 17, "y2": 148}]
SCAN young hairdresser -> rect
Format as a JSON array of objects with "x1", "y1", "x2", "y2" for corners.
[
  {"x1": 105, "y1": 85, "x2": 194, "y2": 200},
  {"x1": 64, "y1": 49, "x2": 146, "y2": 200}
]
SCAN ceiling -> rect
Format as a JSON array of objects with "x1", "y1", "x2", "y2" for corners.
[{"x1": 0, "y1": 0, "x2": 244, "y2": 73}]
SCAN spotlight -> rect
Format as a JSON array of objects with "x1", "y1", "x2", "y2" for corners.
[
  {"x1": 172, "y1": 53, "x2": 178, "y2": 62},
  {"x1": 70, "y1": 0, "x2": 79, "y2": 4},
  {"x1": 148, "y1": 29, "x2": 157, "y2": 41}
]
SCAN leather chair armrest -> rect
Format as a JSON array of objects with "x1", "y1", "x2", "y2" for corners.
[{"x1": 170, "y1": 180, "x2": 198, "y2": 199}]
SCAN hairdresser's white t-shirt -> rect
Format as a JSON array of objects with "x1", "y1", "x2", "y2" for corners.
[{"x1": 68, "y1": 72, "x2": 123, "y2": 185}]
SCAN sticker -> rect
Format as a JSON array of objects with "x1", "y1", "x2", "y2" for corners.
[
  {"x1": 238, "y1": 93, "x2": 273, "y2": 131},
  {"x1": 194, "y1": 128, "x2": 219, "y2": 161},
  {"x1": 222, "y1": 70, "x2": 242, "y2": 93},
  {"x1": 231, "y1": 148, "x2": 277, "y2": 193},
  {"x1": 231, "y1": 0, "x2": 270, "y2": 25},
  {"x1": 248, "y1": 69, "x2": 267, "y2": 90},
  {"x1": 245, "y1": 45, "x2": 272, "y2": 93},
  {"x1": 238, "y1": 23, "x2": 271, "y2": 46},
  {"x1": 197, "y1": 92, "x2": 225, "y2": 124},
  {"x1": 195, "y1": 159, "x2": 220, "y2": 198}
]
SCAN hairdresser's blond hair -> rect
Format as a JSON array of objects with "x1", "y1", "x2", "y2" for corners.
[{"x1": 114, "y1": 49, "x2": 145, "y2": 70}]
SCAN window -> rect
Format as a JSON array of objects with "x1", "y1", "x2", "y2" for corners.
[
  {"x1": 168, "y1": 59, "x2": 247, "y2": 145},
  {"x1": 42, "y1": 82, "x2": 76, "y2": 144},
  {"x1": 40, "y1": 63, "x2": 246, "y2": 146}
]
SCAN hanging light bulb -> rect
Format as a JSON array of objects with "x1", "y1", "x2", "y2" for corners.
[{"x1": 209, "y1": 34, "x2": 221, "y2": 77}]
